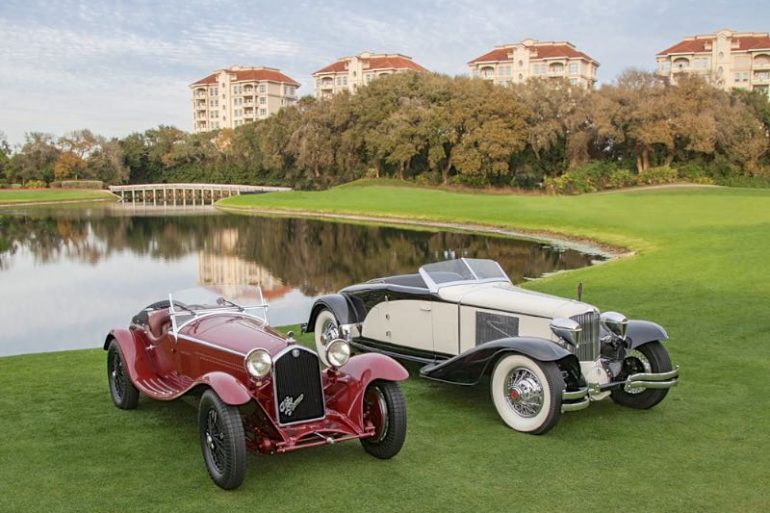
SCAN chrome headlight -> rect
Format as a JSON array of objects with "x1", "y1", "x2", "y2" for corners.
[
  {"x1": 601, "y1": 311, "x2": 628, "y2": 338},
  {"x1": 326, "y1": 339, "x2": 351, "y2": 368},
  {"x1": 245, "y1": 349, "x2": 272, "y2": 379},
  {"x1": 550, "y1": 318, "x2": 581, "y2": 346}
]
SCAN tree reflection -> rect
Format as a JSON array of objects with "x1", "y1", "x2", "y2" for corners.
[{"x1": 0, "y1": 207, "x2": 600, "y2": 293}]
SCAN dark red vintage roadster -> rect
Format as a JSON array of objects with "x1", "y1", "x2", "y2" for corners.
[{"x1": 105, "y1": 286, "x2": 408, "y2": 489}]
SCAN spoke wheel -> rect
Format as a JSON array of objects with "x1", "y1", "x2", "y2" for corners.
[
  {"x1": 361, "y1": 381, "x2": 406, "y2": 459},
  {"x1": 491, "y1": 354, "x2": 563, "y2": 435},
  {"x1": 107, "y1": 340, "x2": 139, "y2": 409},
  {"x1": 314, "y1": 309, "x2": 340, "y2": 367},
  {"x1": 198, "y1": 390, "x2": 246, "y2": 490},
  {"x1": 611, "y1": 341, "x2": 672, "y2": 410}
]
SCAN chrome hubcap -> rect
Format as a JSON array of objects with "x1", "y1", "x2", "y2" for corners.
[{"x1": 504, "y1": 367, "x2": 544, "y2": 417}]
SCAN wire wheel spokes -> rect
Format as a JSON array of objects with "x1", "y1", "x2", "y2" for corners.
[
  {"x1": 205, "y1": 409, "x2": 226, "y2": 472},
  {"x1": 504, "y1": 367, "x2": 545, "y2": 418},
  {"x1": 364, "y1": 386, "x2": 390, "y2": 443},
  {"x1": 111, "y1": 352, "x2": 125, "y2": 400},
  {"x1": 622, "y1": 349, "x2": 652, "y2": 395},
  {"x1": 321, "y1": 319, "x2": 339, "y2": 346}
]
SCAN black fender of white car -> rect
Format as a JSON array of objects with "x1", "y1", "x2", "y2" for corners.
[
  {"x1": 611, "y1": 319, "x2": 669, "y2": 349},
  {"x1": 304, "y1": 294, "x2": 361, "y2": 332},
  {"x1": 419, "y1": 337, "x2": 585, "y2": 389}
]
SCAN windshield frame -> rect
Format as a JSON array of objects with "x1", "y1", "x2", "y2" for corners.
[
  {"x1": 418, "y1": 258, "x2": 511, "y2": 293},
  {"x1": 167, "y1": 286, "x2": 269, "y2": 335}
]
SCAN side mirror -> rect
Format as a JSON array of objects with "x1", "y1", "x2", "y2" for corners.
[
  {"x1": 550, "y1": 318, "x2": 581, "y2": 346},
  {"x1": 600, "y1": 311, "x2": 628, "y2": 338}
]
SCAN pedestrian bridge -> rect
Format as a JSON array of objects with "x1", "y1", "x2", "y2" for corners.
[{"x1": 108, "y1": 183, "x2": 291, "y2": 206}]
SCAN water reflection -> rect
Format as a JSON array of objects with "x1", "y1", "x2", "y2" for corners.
[{"x1": 0, "y1": 205, "x2": 602, "y2": 356}]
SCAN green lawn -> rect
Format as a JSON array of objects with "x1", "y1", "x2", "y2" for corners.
[
  {"x1": 0, "y1": 189, "x2": 117, "y2": 205},
  {"x1": 2, "y1": 183, "x2": 769, "y2": 512}
]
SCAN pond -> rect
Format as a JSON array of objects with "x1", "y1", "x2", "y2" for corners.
[{"x1": 0, "y1": 204, "x2": 605, "y2": 357}]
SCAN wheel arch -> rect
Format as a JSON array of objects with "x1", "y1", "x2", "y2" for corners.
[
  {"x1": 104, "y1": 329, "x2": 151, "y2": 386},
  {"x1": 195, "y1": 371, "x2": 253, "y2": 406},
  {"x1": 626, "y1": 320, "x2": 669, "y2": 350},
  {"x1": 305, "y1": 294, "x2": 360, "y2": 332}
]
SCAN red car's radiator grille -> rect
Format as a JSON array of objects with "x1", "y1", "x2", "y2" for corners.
[
  {"x1": 273, "y1": 347, "x2": 325, "y2": 425},
  {"x1": 571, "y1": 311, "x2": 600, "y2": 361}
]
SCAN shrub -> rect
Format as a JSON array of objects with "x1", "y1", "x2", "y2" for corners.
[
  {"x1": 638, "y1": 166, "x2": 678, "y2": 185},
  {"x1": 449, "y1": 173, "x2": 490, "y2": 188},
  {"x1": 0, "y1": 181, "x2": 8, "y2": 189},
  {"x1": 10, "y1": 183, "x2": 22, "y2": 189},
  {"x1": 49, "y1": 181, "x2": 62, "y2": 188},
  {"x1": 24, "y1": 179, "x2": 47, "y2": 189},
  {"x1": 543, "y1": 161, "x2": 637, "y2": 194},
  {"x1": 60, "y1": 180, "x2": 104, "y2": 189}
]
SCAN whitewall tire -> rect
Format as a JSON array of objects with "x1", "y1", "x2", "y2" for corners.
[
  {"x1": 314, "y1": 309, "x2": 340, "y2": 367},
  {"x1": 490, "y1": 354, "x2": 563, "y2": 435}
]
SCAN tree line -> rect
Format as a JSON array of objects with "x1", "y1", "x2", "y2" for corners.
[{"x1": 2, "y1": 70, "x2": 769, "y2": 191}]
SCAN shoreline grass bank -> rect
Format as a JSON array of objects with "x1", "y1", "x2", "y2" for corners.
[{"x1": 0, "y1": 189, "x2": 118, "y2": 207}]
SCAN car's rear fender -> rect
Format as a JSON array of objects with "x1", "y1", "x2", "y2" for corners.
[
  {"x1": 196, "y1": 371, "x2": 252, "y2": 406},
  {"x1": 624, "y1": 320, "x2": 669, "y2": 349},
  {"x1": 104, "y1": 329, "x2": 155, "y2": 386},
  {"x1": 330, "y1": 353, "x2": 409, "y2": 425},
  {"x1": 305, "y1": 294, "x2": 360, "y2": 332},
  {"x1": 420, "y1": 336, "x2": 579, "y2": 386}
]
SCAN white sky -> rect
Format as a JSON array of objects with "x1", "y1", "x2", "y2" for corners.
[{"x1": 1, "y1": 0, "x2": 767, "y2": 145}]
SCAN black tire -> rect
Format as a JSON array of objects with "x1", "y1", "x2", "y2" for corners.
[
  {"x1": 198, "y1": 389, "x2": 246, "y2": 490},
  {"x1": 107, "y1": 340, "x2": 140, "y2": 410},
  {"x1": 490, "y1": 354, "x2": 563, "y2": 435},
  {"x1": 360, "y1": 381, "x2": 407, "y2": 459},
  {"x1": 611, "y1": 341, "x2": 672, "y2": 410}
]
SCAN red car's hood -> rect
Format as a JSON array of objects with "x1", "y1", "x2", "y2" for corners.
[{"x1": 179, "y1": 313, "x2": 289, "y2": 356}]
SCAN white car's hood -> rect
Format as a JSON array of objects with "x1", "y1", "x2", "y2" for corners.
[{"x1": 437, "y1": 282, "x2": 595, "y2": 319}]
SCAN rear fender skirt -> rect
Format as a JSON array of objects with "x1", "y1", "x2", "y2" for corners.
[
  {"x1": 104, "y1": 329, "x2": 154, "y2": 385},
  {"x1": 420, "y1": 336, "x2": 576, "y2": 385},
  {"x1": 625, "y1": 320, "x2": 669, "y2": 350},
  {"x1": 330, "y1": 353, "x2": 409, "y2": 425},
  {"x1": 197, "y1": 371, "x2": 252, "y2": 406},
  {"x1": 305, "y1": 294, "x2": 360, "y2": 332}
]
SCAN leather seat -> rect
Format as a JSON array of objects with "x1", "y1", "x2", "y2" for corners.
[{"x1": 147, "y1": 308, "x2": 172, "y2": 341}]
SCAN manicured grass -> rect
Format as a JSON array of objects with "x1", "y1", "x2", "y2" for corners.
[
  {"x1": 0, "y1": 189, "x2": 117, "y2": 205},
  {"x1": 2, "y1": 184, "x2": 769, "y2": 512}
]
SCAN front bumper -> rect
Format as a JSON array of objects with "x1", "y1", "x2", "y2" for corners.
[
  {"x1": 561, "y1": 386, "x2": 590, "y2": 413},
  {"x1": 622, "y1": 366, "x2": 680, "y2": 390}
]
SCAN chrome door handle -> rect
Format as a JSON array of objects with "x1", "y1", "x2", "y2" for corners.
[{"x1": 420, "y1": 305, "x2": 432, "y2": 312}]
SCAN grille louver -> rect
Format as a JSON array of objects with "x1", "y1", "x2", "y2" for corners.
[
  {"x1": 273, "y1": 347, "x2": 325, "y2": 425},
  {"x1": 571, "y1": 311, "x2": 600, "y2": 361}
]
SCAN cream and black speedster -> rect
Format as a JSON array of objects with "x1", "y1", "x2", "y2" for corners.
[{"x1": 304, "y1": 258, "x2": 679, "y2": 435}]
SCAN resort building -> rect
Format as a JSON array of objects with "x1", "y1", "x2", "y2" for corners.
[
  {"x1": 656, "y1": 29, "x2": 770, "y2": 96},
  {"x1": 312, "y1": 52, "x2": 428, "y2": 98},
  {"x1": 468, "y1": 39, "x2": 599, "y2": 88},
  {"x1": 190, "y1": 66, "x2": 300, "y2": 133}
]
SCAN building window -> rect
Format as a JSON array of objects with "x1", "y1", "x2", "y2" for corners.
[
  {"x1": 259, "y1": 108, "x2": 267, "y2": 116},
  {"x1": 659, "y1": 61, "x2": 671, "y2": 72},
  {"x1": 570, "y1": 78, "x2": 578, "y2": 85},
  {"x1": 569, "y1": 63, "x2": 579, "y2": 74},
  {"x1": 532, "y1": 64, "x2": 546, "y2": 75},
  {"x1": 210, "y1": 88, "x2": 218, "y2": 96},
  {"x1": 342, "y1": 76, "x2": 347, "y2": 86},
  {"x1": 518, "y1": 60, "x2": 523, "y2": 67},
  {"x1": 211, "y1": 110, "x2": 218, "y2": 118},
  {"x1": 694, "y1": 58, "x2": 709, "y2": 69},
  {"x1": 503, "y1": 65, "x2": 511, "y2": 76},
  {"x1": 259, "y1": 97, "x2": 266, "y2": 105},
  {"x1": 366, "y1": 74, "x2": 373, "y2": 83},
  {"x1": 259, "y1": 84, "x2": 266, "y2": 93}
]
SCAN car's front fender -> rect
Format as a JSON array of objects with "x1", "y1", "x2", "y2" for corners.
[
  {"x1": 420, "y1": 336, "x2": 577, "y2": 385},
  {"x1": 625, "y1": 320, "x2": 669, "y2": 350},
  {"x1": 328, "y1": 353, "x2": 409, "y2": 426},
  {"x1": 197, "y1": 371, "x2": 252, "y2": 406}
]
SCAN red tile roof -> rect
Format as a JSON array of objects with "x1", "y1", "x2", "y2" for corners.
[
  {"x1": 313, "y1": 54, "x2": 427, "y2": 75},
  {"x1": 469, "y1": 43, "x2": 596, "y2": 64},
  {"x1": 192, "y1": 68, "x2": 299, "y2": 87},
  {"x1": 658, "y1": 35, "x2": 770, "y2": 55}
]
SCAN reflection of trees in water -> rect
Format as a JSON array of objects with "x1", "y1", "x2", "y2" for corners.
[{"x1": 0, "y1": 209, "x2": 599, "y2": 292}]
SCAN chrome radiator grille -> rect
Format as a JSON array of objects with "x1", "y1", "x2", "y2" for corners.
[
  {"x1": 571, "y1": 311, "x2": 600, "y2": 361},
  {"x1": 273, "y1": 347, "x2": 325, "y2": 425}
]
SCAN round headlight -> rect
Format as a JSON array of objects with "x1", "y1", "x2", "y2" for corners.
[
  {"x1": 326, "y1": 339, "x2": 350, "y2": 368},
  {"x1": 245, "y1": 349, "x2": 272, "y2": 378},
  {"x1": 601, "y1": 311, "x2": 628, "y2": 338}
]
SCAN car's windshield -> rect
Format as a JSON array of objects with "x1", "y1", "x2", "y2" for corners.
[
  {"x1": 168, "y1": 285, "x2": 268, "y2": 329},
  {"x1": 419, "y1": 258, "x2": 510, "y2": 290}
]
